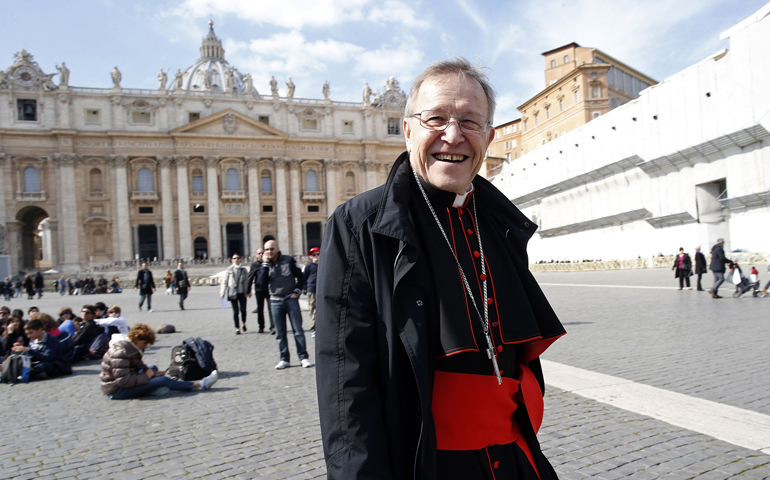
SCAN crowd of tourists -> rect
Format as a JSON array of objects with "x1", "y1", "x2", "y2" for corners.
[{"x1": 0, "y1": 273, "x2": 122, "y2": 301}]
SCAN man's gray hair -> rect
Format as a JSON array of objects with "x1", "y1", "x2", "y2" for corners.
[{"x1": 404, "y1": 57, "x2": 496, "y2": 123}]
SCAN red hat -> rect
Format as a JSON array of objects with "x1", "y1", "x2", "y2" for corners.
[{"x1": 308, "y1": 247, "x2": 320, "y2": 256}]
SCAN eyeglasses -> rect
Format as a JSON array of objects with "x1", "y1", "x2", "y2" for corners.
[
  {"x1": 264, "y1": 248, "x2": 275, "y2": 251},
  {"x1": 232, "y1": 256, "x2": 241, "y2": 260},
  {"x1": 408, "y1": 110, "x2": 490, "y2": 134}
]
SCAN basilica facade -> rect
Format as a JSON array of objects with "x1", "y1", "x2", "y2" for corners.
[{"x1": 0, "y1": 23, "x2": 407, "y2": 274}]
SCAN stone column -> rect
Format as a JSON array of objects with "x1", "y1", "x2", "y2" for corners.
[
  {"x1": 242, "y1": 221, "x2": 249, "y2": 257},
  {"x1": 56, "y1": 154, "x2": 81, "y2": 270},
  {"x1": 221, "y1": 222, "x2": 228, "y2": 258},
  {"x1": 156, "y1": 223, "x2": 163, "y2": 261},
  {"x1": 324, "y1": 158, "x2": 339, "y2": 214},
  {"x1": 6, "y1": 223, "x2": 21, "y2": 274},
  {"x1": 245, "y1": 157, "x2": 262, "y2": 255},
  {"x1": 364, "y1": 159, "x2": 381, "y2": 192},
  {"x1": 175, "y1": 156, "x2": 192, "y2": 259},
  {"x1": 273, "y1": 157, "x2": 290, "y2": 253},
  {"x1": 132, "y1": 225, "x2": 139, "y2": 260},
  {"x1": 288, "y1": 159, "x2": 303, "y2": 256},
  {"x1": 0, "y1": 154, "x2": 7, "y2": 227},
  {"x1": 159, "y1": 156, "x2": 175, "y2": 260},
  {"x1": 111, "y1": 155, "x2": 133, "y2": 262},
  {"x1": 205, "y1": 156, "x2": 222, "y2": 260}
]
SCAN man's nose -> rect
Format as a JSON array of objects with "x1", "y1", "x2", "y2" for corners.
[{"x1": 441, "y1": 119, "x2": 465, "y2": 143}]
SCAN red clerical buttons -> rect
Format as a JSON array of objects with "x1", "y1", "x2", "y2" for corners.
[
  {"x1": 497, "y1": 345, "x2": 503, "y2": 353},
  {"x1": 458, "y1": 208, "x2": 464, "y2": 215},
  {"x1": 467, "y1": 228, "x2": 474, "y2": 235},
  {"x1": 474, "y1": 251, "x2": 481, "y2": 258},
  {"x1": 487, "y1": 298, "x2": 494, "y2": 305},
  {"x1": 494, "y1": 461, "x2": 500, "y2": 469},
  {"x1": 479, "y1": 274, "x2": 487, "y2": 281}
]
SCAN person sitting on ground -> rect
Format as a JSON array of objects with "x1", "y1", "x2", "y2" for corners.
[
  {"x1": 96, "y1": 305, "x2": 129, "y2": 336},
  {"x1": 39, "y1": 314, "x2": 61, "y2": 337},
  {"x1": 26, "y1": 306, "x2": 39, "y2": 322},
  {"x1": 93, "y1": 302, "x2": 108, "y2": 319},
  {"x1": 57, "y1": 308, "x2": 76, "y2": 337},
  {"x1": 2, "y1": 315, "x2": 27, "y2": 360},
  {"x1": 100, "y1": 323, "x2": 219, "y2": 400},
  {"x1": 72, "y1": 305, "x2": 102, "y2": 361},
  {"x1": 11, "y1": 315, "x2": 72, "y2": 380}
]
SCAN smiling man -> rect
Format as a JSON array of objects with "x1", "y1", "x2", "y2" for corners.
[{"x1": 316, "y1": 58, "x2": 566, "y2": 479}]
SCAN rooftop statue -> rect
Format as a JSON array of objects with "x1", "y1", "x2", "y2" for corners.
[
  {"x1": 270, "y1": 76, "x2": 278, "y2": 97},
  {"x1": 157, "y1": 68, "x2": 167, "y2": 90},
  {"x1": 322, "y1": 80, "x2": 330, "y2": 100},
  {"x1": 286, "y1": 77, "x2": 295, "y2": 99},
  {"x1": 56, "y1": 62, "x2": 69, "y2": 86},
  {"x1": 111, "y1": 66, "x2": 122, "y2": 88}
]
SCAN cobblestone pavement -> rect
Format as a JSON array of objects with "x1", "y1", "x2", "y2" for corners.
[{"x1": 1, "y1": 270, "x2": 768, "y2": 479}]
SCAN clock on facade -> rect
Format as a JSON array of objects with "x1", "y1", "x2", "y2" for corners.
[{"x1": 14, "y1": 67, "x2": 37, "y2": 86}]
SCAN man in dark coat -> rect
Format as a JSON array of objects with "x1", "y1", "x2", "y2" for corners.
[
  {"x1": 316, "y1": 58, "x2": 565, "y2": 480},
  {"x1": 134, "y1": 263, "x2": 156, "y2": 312},
  {"x1": 694, "y1": 246, "x2": 707, "y2": 291},
  {"x1": 34, "y1": 271, "x2": 44, "y2": 298},
  {"x1": 247, "y1": 248, "x2": 274, "y2": 334},
  {"x1": 708, "y1": 238, "x2": 733, "y2": 298},
  {"x1": 174, "y1": 262, "x2": 190, "y2": 310}
]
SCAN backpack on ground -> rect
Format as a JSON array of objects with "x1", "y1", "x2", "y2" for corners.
[
  {"x1": 167, "y1": 337, "x2": 216, "y2": 381},
  {"x1": 88, "y1": 333, "x2": 110, "y2": 360},
  {"x1": 1, "y1": 354, "x2": 31, "y2": 384},
  {"x1": 156, "y1": 324, "x2": 176, "y2": 334}
]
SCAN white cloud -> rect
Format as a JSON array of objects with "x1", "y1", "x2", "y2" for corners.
[
  {"x1": 456, "y1": 0, "x2": 487, "y2": 30},
  {"x1": 353, "y1": 37, "x2": 424, "y2": 80},
  {"x1": 368, "y1": 0, "x2": 430, "y2": 28}
]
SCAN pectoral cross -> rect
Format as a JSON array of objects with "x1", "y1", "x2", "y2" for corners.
[{"x1": 485, "y1": 333, "x2": 502, "y2": 385}]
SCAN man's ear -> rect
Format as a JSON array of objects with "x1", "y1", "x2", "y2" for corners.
[
  {"x1": 486, "y1": 126, "x2": 495, "y2": 146},
  {"x1": 403, "y1": 117, "x2": 412, "y2": 153}
]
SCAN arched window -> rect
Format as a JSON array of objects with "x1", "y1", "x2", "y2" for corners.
[
  {"x1": 23, "y1": 167, "x2": 40, "y2": 193},
  {"x1": 226, "y1": 168, "x2": 239, "y2": 191},
  {"x1": 345, "y1": 172, "x2": 356, "y2": 193},
  {"x1": 305, "y1": 170, "x2": 318, "y2": 191},
  {"x1": 93, "y1": 229, "x2": 106, "y2": 253},
  {"x1": 192, "y1": 169, "x2": 204, "y2": 193},
  {"x1": 90, "y1": 168, "x2": 103, "y2": 193},
  {"x1": 137, "y1": 168, "x2": 153, "y2": 191},
  {"x1": 261, "y1": 170, "x2": 272, "y2": 193}
]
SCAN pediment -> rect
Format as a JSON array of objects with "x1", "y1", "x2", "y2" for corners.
[{"x1": 170, "y1": 108, "x2": 286, "y2": 138}]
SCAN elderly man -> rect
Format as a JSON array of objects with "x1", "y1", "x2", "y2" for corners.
[
  {"x1": 708, "y1": 238, "x2": 733, "y2": 298},
  {"x1": 316, "y1": 58, "x2": 566, "y2": 479}
]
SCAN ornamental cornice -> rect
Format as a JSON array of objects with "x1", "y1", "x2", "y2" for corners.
[
  {"x1": 204, "y1": 156, "x2": 219, "y2": 167},
  {"x1": 110, "y1": 155, "x2": 128, "y2": 168}
]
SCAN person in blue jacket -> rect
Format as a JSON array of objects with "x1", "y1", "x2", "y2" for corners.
[{"x1": 12, "y1": 315, "x2": 71, "y2": 380}]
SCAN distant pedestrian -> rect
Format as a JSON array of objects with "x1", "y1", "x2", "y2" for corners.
[
  {"x1": 23, "y1": 275, "x2": 34, "y2": 299},
  {"x1": 762, "y1": 265, "x2": 770, "y2": 295},
  {"x1": 693, "y1": 246, "x2": 707, "y2": 291},
  {"x1": 220, "y1": 253, "x2": 251, "y2": 334},
  {"x1": 671, "y1": 248, "x2": 692, "y2": 290},
  {"x1": 247, "y1": 248, "x2": 274, "y2": 334},
  {"x1": 34, "y1": 271, "x2": 44, "y2": 298},
  {"x1": 164, "y1": 270, "x2": 174, "y2": 295},
  {"x1": 708, "y1": 238, "x2": 733, "y2": 299},
  {"x1": 74, "y1": 279, "x2": 82, "y2": 296},
  {"x1": 14, "y1": 279, "x2": 22, "y2": 298},
  {"x1": 59, "y1": 276, "x2": 66, "y2": 296},
  {"x1": 174, "y1": 262, "x2": 190, "y2": 310},
  {"x1": 303, "y1": 248, "x2": 319, "y2": 335},
  {"x1": 134, "y1": 263, "x2": 156, "y2": 312}
]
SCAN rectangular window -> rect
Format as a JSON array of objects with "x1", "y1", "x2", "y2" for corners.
[
  {"x1": 574, "y1": 91, "x2": 580, "y2": 104},
  {"x1": 534, "y1": 114, "x2": 539, "y2": 126},
  {"x1": 189, "y1": 112, "x2": 201, "y2": 122},
  {"x1": 593, "y1": 112, "x2": 601, "y2": 119},
  {"x1": 550, "y1": 59, "x2": 555, "y2": 68},
  {"x1": 262, "y1": 205, "x2": 274, "y2": 213},
  {"x1": 505, "y1": 153, "x2": 511, "y2": 161},
  {"x1": 261, "y1": 176, "x2": 272, "y2": 192},
  {"x1": 523, "y1": 120, "x2": 528, "y2": 132},
  {"x1": 387, "y1": 118, "x2": 401, "y2": 135},
  {"x1": 546, "y1": 107, "x2": 550, "y2": 120},
  {"x1": 592, "y1": 87, "x2": 600, "y2": 98},
  {"x1": 495, "y1": 131, "x2": 500, "y2": 139},
  {"x1": 192, "y1": 176, "x2": 204, "y2": 193},
  {"x1": 132, "y1": 111, "x2": 151, "y2": 124},
  {"x1": 307, "y1": 205, "x2": 320, "y2": 213},
  {"x1": 85, "y1": 110, "x2": 101, "y2": 124},
  {"x1": 504, "y1": 141, "x2": 511, "y2": 149},
  {"x1": 559, "y1": 99, "x2": 564, "y2": 111},
  {"x1": 302, "y1": 118, "x2": 318, "y2": 131},
  {"x1": 591, "y1": 72, "x2": 597, "y2": 78},
  {"x1": 258, "y1": 115, "x2": 270, "y2": 125},
  {"x1": 193, "y1": 204, "x2": 205, "y2": 213},
  {"x1": 343, "y1": 121, "x2": 354, "y2": 134},
  {"x1": 17, "y1": 99, "x2": 37, "y2": 122},
  {"x1": 564, "y1": 55, "x2": 569, "y2": 64},
  {"x1": 511, "y1": 139, "x2": 517, "y2": 148},
  {"x1": 138, "y1": 207, "x2": 154, "y2": 214}
]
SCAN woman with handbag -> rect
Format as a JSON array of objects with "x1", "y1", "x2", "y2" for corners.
[
  {"x1": 220, "y1": 254, "x2": 252, "y2": 335},
  {"x1": 671, "y1": 247, "x2": 692, "y2": 290}
]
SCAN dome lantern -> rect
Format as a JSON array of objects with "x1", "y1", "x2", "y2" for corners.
[{"x1": 200, "y1": 20, "x2": 225, "y2": 61}]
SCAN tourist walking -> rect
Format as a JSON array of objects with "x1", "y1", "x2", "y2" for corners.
[
  {"x1": 708, "y1": 238, "x2": 733, "y2": 298},
  {"x1": 58, "y1": 276, "x2": 66, "y2": 296},
  {"x1": 247, "y1": 248, "x2": 274, "y2": 333},
  {"x1": 220, "y1": 253, "x2": 251, "y2": 334},
  {"x1": 303, "y1": 248, "x2": 319, "y2": 335},
  {"x1": 694, "y1": 246, "x2": 707, "y2": 291},
  {"x1": 23, "y1": 275, "x2": 34, "y2": 299},
  {"x1": 173, "y1": 262, "x2": 190, "y2": 310},
  {"x1": 34, "y1": 271, "x2": 44, "y2": 298},
  {"x1": 671, "y1": 247, "x2": 692, "y2": 290},
  {"x1": 134, "y1": 263, "x2": 156, "y2": 312},
  {"x1": 257, "y1": 239, "x2": 309, "y2": 369}
]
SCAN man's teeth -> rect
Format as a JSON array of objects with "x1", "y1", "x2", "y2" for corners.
[{"x1": 434, "y1": 154, "x2": 466, "y2": 162}]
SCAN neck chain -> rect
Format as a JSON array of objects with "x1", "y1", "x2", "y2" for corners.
[{"x1": 412, "y1": 169, "x2": 502, "y2": 385}]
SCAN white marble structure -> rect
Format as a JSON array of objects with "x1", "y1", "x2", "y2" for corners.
[
  {"x1": 0, "y1": 23, "x2": 407, "y2": 273},
  {"x1": 491, "y1": 5, "x2": 770, "y2": 262}
]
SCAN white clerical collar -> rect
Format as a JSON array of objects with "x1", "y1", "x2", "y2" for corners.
[{"x1": 452, "y1": 183, "x2": 475, "y2": 209}]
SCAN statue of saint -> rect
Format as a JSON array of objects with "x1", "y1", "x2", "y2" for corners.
[
  {"x1": 243, "y1": 73, "x2": 254, "y2": 94},
  {"x1": 224, "y1": 67, "x2": 235, "y2": 92},
  {"x1": 363, "y1": 82, "x2": 372, "y2": 104},
  {"x1": 270, "y1": 76, "x2": 278, "y2": 96},
  {"x1": 157, "y1": 69, "x2": 167, "y2": 90},
  {"x1": 386, "y1": 76, "x2": 396, "y2": 91},
  {"x1": 201, "y1": 70, "x2": 211, "y2": 91},
  {"x1": 173, "y1": 69, "x2": 183, "y2": 91},
  {"x1": 56, "y1": 62, "x2": 70, "y2": 86},
  {"x1": 286, "y1": 78, "x2": 295, "y2": 99},
  {"x1": 0, "y1": 68, "x2": 9, "y2": 88},
  {"x1": 322, "y1": 81, "x2": 330, "y2": 100},
  {"x1": 111, "y1": 66, "x2": 122, "y2": 88}
]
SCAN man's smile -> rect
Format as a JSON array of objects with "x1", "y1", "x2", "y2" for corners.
[{"x1": 433, "y1": 153, "x2": 468, "y2": 163}]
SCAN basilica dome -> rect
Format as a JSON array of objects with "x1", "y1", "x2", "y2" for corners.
[{"x1": 180, "y1": 21, "x2": 256, "y2": 94}]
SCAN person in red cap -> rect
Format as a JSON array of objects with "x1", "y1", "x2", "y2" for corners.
[{"x1": 303, "y1": 247, "x2": 320, "y2": 336}]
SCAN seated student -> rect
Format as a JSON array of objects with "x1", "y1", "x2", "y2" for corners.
[
  {"x1": 0, "y1": 306, "x2": 10, "y2": 334},
  {"x1": 2, "y1": 315, "x2": 27, "y2": 359},
  {"x1": 11, "y1": 315, "x2": 71, "y2": 380},
  {"x1": 26, "y1": 306, "x2": 39, "y2": 322},
  {"x1": 93, "y1": 302, "x2": 108, "y2": 320},
  {"x1": 95, "y1": 305, "x2": 129, "y2": 335},
  {"x1": 100, "y1": 323, "x2": 218, "y2": 400},
  {"x1": 57, "y1": 308, "x2": 76, "y2": 337},
  {"x1": 72, "y1": 305, "x2": 102, "y2": 361},
  {"x1": 39, "y1": 314, "x2": 61, "y2": 337}
]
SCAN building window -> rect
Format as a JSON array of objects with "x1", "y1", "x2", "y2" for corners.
[
  {"x1": 258, "y1": 115, "x2": 270, "y2": 125},
  {"x1": 559, "y1": 99, "x2": 564, "y2": 112},
  {"x1": 308, "y1": 205, "x2": 320, "y2": 213},
  {"x1": 132, "y1": 111, "x2": 152, "y2": 124},
  {"x1": 302, "y1": 118, "x2": 318, "y2": 131},
  {"x1": 193, "y1": 204, "x2": 205, "y2": 213},
  {"x1": 505, "y1": 153, "x2": 512, "y2": 161},
  {"x1": 574, "y1": 90, "x2": 580, "y2": 104},
  {"x1": 563, "y1": 55, "x2": 569, "y2": 64},
  {"x1": 591, "y1": 72, "x2": 597, "y2": 78},
  {"x1": 262, "y1": 205, "x2": 273, "y2": 213},
  {"x1": 93, "y1": 230, "x2": 106, "y2": 253},
  {"x1": 387, "y1": 118, "x2": 401, "y2": 135},
  {"x1": 523, "y1": 120, "x2": 528, "y2": 132},
  {"x1": 305, "y1": 170, "x2": 318, "y2": 191},
  {"x1": 495, "y1": 131, "x2": 500, "y2": 139},
  {"x1": 90, "y1": 168, "x2": 103, "y2": 193},
  {"x1": 138, "y1": 206, "x2": 154, "y2": 214},
  {"x1": 85, "y1": 110, "x2": 101, "y2": 124},
  {"x1": 550, "y1": 60, "x2": 555, "y2": 68},
  {"x1": 610, "y1": 98, "x2": 618, "y2": 110},
  {"x1": 17, "y1": 99, "x2": 37, "y2": 122},
  {"x1": 345, "y1": 172, "x2": 356, "y2": 193},
  {"x1": 504, "y1": 141, "x2": 511, "y2": 150},
  {"x1": 23, "y1": 167, "x2": 40, "y2": 192},
  {"x1": 225, "y1": 168, "x2": 239, "y2": 191},
  {"x1": 591, "y1": 87, "x2": 600, "y2": 98},
  {"x1": 192, "y1": 169, "x2": 204, "y2": 192},
  {"x1": 546, "y1": 107, "x2": 550, "y2": 120},
  {"x1": 534, "y1": 114, "x2": 539, "y2": 126},
  {"x1": 511, "y1": 139, "x2": 517, "y2": 148},
  {"x1": 343, "y1": 121, "x2": 354, "y2": 134},
  {"x1": 261, "y1": 170, "x2": 272, "y2": 193},
  {"x1": 189, "y1": 112, "x2": 201, "y2": 122},
  {"x1": 593, "y1": 112, "x2": 601, "y2": 119},
  {"x1": 137, "y1": 168, "x2": 154, "y2": 191}
]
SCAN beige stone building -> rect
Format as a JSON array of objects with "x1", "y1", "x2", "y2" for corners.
[
  {"x1": 0, "y1": 24, "x2": 407, "y2": 274},
  {"x1": 484, "y1": 118, "x2": 523, "y2": 177},
  {"x1": 518, "y1": 43, "x2": 656, "y2": 154}
]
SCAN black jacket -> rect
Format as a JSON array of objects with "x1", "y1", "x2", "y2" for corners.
[
  {"x1": 303, "y1": 262, "x2": 318, "y2": 294},
  {"x1": 672, "y1": 253, "x2": 692, "y2": 277},
  {"x1": 694, "y1": 251, "x2": 707, "y2": 274},
  {"x1": 134, "y1": 269, "x2": 156, "y2": 294},
  {"x1": 247, "y1": 261, "x2": 267, "y2": 293},
  {"x1": 709, "y1": 244, "x2": 732, "y2": 273},
  {"x1": 173, "y1": 268, "x2": 189, "y2": 292},
  {"x1": 316, "y1": 152, "x2": 564, "y2": 480}
]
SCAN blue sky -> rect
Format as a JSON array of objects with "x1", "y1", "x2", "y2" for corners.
[{"x1": 1, "y1": 0, "x2": 767, "y2": 124}]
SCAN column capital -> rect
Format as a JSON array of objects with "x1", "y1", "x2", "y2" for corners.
[
  {"x1": 363, "y1": 159, "x2": 381, "y2": 171},
  {"x1": 288, "y1": 158, "x2": 301, "y2": 169},
  {"x1": 325, "y1": 158, "x2": 340, "y2": 169},
  {"x1": 55, "y1": 153, "x2": 77, "y2": 166},
  {"x1": 273, "y1": 157, "x2": 288, "y2": 168},
  {"x1": 244, "y1": 156, "x2": 260, "y2": 167},
  {"x1": 174, "y1": 155, "x2": 190, "y2": 167},
  {"x1": 242, "y1": 221, "x2": 249, "y2": 226},
  {"x1": 110, "y1": 155, "x2": 128, "y2": 167},
  {"x1": 205, "y1": 156, "x2": 219, "y2": 168},
  {"x1": 158, "y1": 155, "x2": 174, "y2": 167}
]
